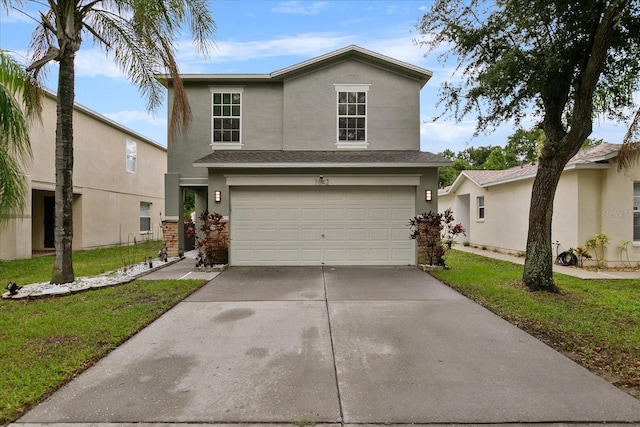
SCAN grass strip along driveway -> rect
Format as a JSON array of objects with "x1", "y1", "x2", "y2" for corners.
[
  {"x1": 0, "y1": 244, "x2": 206, "y2": 425},
  {"x1": 430, "y1": 249, "x2": 640, "y2": 399}
]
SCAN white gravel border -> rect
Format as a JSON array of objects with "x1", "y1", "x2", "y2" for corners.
[{"x1": 2, "y1": 257, "x2": 180, "y2": 300}]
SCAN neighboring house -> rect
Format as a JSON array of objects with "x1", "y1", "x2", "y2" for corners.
[
  {"x1": 162, "y1": 45, "x2": 450, "y2": 266},
  {"x1": 439, "y1": 143, "x2": 640, "y2": 266},
  {"x1": 0, "y1": 90, "x2": 166, "y2": 260}
]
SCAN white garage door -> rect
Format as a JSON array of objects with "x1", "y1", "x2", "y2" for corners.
[{"x1": 230, "y1": 186, "x2": 415, "y2": 266}]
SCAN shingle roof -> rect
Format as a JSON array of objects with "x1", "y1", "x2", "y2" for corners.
[
  {"x1": 194, "y1": 150, "x2": 451, "y2": 168},
  {"x1": 451, "y1": 143, "x2": 621, "y2": 189}
]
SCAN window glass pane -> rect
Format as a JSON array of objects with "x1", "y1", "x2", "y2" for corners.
[
  {"x1": 338, "y1": 92, "x2": 347, "y2": 103},
  {"x1": 339, "y1": 129, "x2": 347, "y2": 140},
  {"x1": 347, "y1": 118, "x2": 356, "y2": 128},
  {"x1": 357, "y1": 104, "x2": 366, "y2": 115},
  {"x1": 348, "y1": 92, "x2": 356, "y2": 103},
  {"x1": 356, "y1": 130, "x2": 365, "y2": 140},
  {"x1": 140, "y1": 202, "x2": 151, "y2": 232},
  {"x1": 232, "y1": 106, "x2": 240, "y2": 116},
  {"x1": 357, "y1": 92, "x2": 366, "y2": 103},
  {"x1": 338, "y1": 105, "x2": 347, "y2": 115},
  {"x1": 346, "y1": 104, "x2": 355, "y2": 115},
  {"x1": 214, "y1": 130, "x2": 222, "y2": 141},
  {"x1": 356, "y1": 118, "x2": 365, "y2": 128},
  {"x1": 213, "y1": 105, "x2": 221, "y2": 116},
  {"x1": 223, "y1": 105, "x2": 231, "y2": 116},
  {"x1": 223, "y1": 93, "x2": 231, "y2": 104},
  {"x1": 213, "y1": 93, "x2": 221, "y2": 104},
  {"x1": 232, "y1": 93, "x2": 241, "y2": 104},
  {"x1": 126, "y1": 140, "x2": 137, "y2": 173},
  {"x1": 231, "y1": 118, "x2": 240, "y2": 129}
]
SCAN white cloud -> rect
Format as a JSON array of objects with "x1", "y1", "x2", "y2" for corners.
[
  {"x1": 177, "y1": 33, "x2": 353, "y2": 72},
  {"x1": 271, "y1": 1, "x2": 332, "y2": 15},
  {"x1": 75, "y1": 49, "x2": 126, "y2": 79},
  {"x1": 103, "y1": 110, "x2": 166, "y2": 127}
]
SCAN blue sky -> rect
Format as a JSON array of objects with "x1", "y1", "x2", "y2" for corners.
[{"x1": 0, "y1": 0, "x2": 632, "y2": 153}]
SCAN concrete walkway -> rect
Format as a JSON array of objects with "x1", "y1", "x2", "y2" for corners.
[
  {"x1": 12, "y1": 265, "x2": 640, "y2": 426},
  {"x1": 454, "y1": 245, "x2": 640, "y2": 279}
]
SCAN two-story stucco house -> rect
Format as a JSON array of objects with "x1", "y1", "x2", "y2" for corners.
[
  {"x1": 162, "y1": 45, "x2": 450, "y2": 266},
  {"x1": 0, "y1": 90, "x2": 166, "y2": 260}
]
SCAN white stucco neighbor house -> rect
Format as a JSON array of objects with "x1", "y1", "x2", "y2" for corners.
[
  {"x1": 0, "y1": 90, "x2": 167, "y2": 260},
  {"x1": 439, "y1": 143, "x2": 640, "y2": 266},
  {"x1": 161, "y1": 45, "x2": 451, "y2": 265}
]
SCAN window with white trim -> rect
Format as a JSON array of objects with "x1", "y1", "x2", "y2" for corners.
[
  {"x1": 335, "y1": 84, "x2": 369, "y2": 148},
  {"x1": 477, "y1": 196, "x2": 485, "y2": 220},
  {"x1": 140, "y1": 202, "x2": 151, "y2": 233},
  {"x1": 634, "y1": 182, "x2": 640, "y2": 241},
  {"x1": 126, "y1": 140, "x2": 137, "y2": 173},
  {"x1": 211, "y1": 87, "x2": 243, "y2": 149}
]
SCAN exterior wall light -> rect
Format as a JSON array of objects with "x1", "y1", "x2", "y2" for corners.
[
  {"x1": 214, "y1": 190, "x2": 222, "y2": 203},
  {"x1": 425, "y1": 190, "x2": 432, "y2": 202}
]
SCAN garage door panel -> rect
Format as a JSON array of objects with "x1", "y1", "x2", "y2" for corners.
[
  {"x1": 324, "y1": 228, "x2": 346, "y2": 241},
  {"x1": 347, "y1": 229, "x2": 367, "y2": 241},
  {"x1": 300, "y1": 208, "x2": 322, "y2": 221},
  {"x1": 280, "y1": 208, "x2": 300, "y2": 221},
  {"x1": 301, "y1": 228, "x2": 322, "y2": 241},
  {"x1": 231, "y1": 186, "x2": 415, "y2": 266},
  {"x1": 279, "y1": 229, "x2": 300, "y2": 242},
  {"x1": 369, "y1": 228, "x2": 390, "y2": 241}
]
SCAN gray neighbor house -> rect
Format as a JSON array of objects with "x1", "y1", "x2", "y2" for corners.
[{"x1": 161, "y1": 45, "x2": 450, "y2": 266}]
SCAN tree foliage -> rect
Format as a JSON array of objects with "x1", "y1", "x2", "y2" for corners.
[
  {"x1": 0, "y1": 50, "x2": 41, "y2": 224},
  {"x1": 417, "y1": 0, "x2": 640, "y2": 291},
  {"x1": 6, "y1": 0, "x2": 215, "y2": 283}
]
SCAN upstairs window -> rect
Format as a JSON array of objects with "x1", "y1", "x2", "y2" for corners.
[
  {"x1": 126, "y1": 140, "x2": 137, "y2": 173},
  {"x1": 335, "y1": 84, "x2": 369, "y2": 148},
  {"x1": 211, "y1": 87, "x2": 243, "y2": 149},
  {"x1": 634, "y1": 182, "x2": 639, "y2": 241}
]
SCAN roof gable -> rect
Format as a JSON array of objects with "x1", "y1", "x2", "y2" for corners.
[
  {"x1": 272, "y1": 45, "x2": 432, "y2": 87},
  {"x1": 161, "y1": 45, "x2": 433, "y2": 87}
]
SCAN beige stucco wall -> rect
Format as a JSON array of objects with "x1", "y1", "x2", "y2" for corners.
[
  {"x1": 441, "y1": 164, "x2": 640, "y2": 266},
  {"x1": 0, "y1": 92, "x2": 166, "y2": 260},
  {"x1": 600, "y1": 160, "x2": 640, "y2": 263}
]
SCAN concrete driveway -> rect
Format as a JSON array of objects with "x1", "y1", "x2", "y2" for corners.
[{"x1": 14, "y1": 266, "x2": 640, "y2": 426}]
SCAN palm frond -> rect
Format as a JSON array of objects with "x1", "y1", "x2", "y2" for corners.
[
  {"x1": 0, "y1": 50, "x2": 42, "y2": 223},
  {"x1": 618, "y1": 108, "x2": 640, "y2": 171}
]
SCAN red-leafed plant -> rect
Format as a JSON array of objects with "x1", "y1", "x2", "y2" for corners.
[
  {"x1": 187, "y1": 209, "x2": 228, "y2": 266},
  {"x1": 409, "y1": 208, "x2": 465, "y2": 266}
]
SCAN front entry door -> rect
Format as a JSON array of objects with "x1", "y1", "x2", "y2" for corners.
[{"x1": 44, "y1": 196, "x2": 55, "y2": 248}]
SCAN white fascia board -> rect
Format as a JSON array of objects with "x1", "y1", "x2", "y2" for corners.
[
  {"x1": 194, "y1": 162, "x2": 448, "y2": 168},
  {"x1": 224, "y1": 174, "x2": 421, "y2": 186},
  {"x1": 179, "y1": 177, "x2": 208, "y2": 187}
]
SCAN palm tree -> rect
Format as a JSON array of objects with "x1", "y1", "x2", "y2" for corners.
[
  {"x1": 7, "y1": 0, "x2": 215, "y2": 284},
  {"x1": 0, "y1": 50, "x2": 41, "y2": 225}
]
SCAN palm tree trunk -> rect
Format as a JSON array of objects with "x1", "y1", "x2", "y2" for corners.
[
  {"x1": 51, "y1": 51, "x2": 75, "y2": 284},
  {"x1": 522, "y1": 155, "x2": 564, "y2": 292}
]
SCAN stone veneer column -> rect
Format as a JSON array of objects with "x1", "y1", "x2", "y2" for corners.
[{"x1": 162, "y1": 220, "x2": 180, "y2": 257}]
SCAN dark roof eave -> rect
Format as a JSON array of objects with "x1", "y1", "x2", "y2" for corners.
[{"x1": 193, "y1": 162, "x2": 451, "y2": 169}]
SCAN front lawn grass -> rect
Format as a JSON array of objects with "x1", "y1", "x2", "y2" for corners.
[
  {"x1": 431, "y1": 250, "x2": 640, "y2": 397},
  {"x1": 0, "y1": 243, "x2": 205, "y2": 425}
]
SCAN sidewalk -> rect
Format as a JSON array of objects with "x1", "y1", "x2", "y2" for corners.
[{"x1": 454, "y1": 245, "x2": 640, "y2": 279}]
